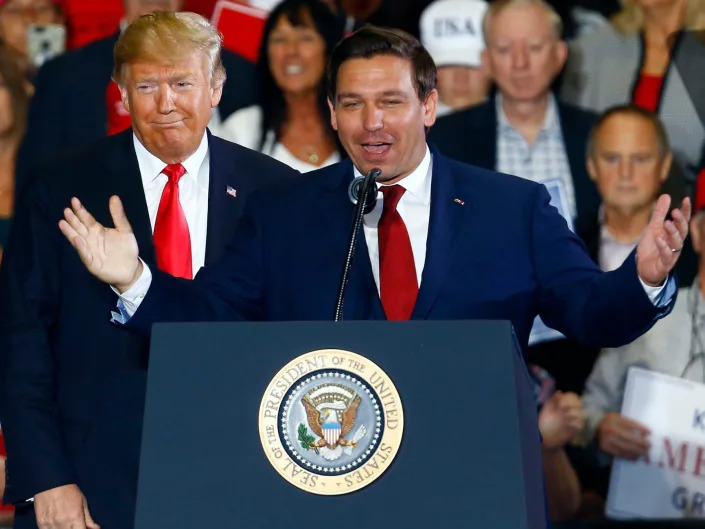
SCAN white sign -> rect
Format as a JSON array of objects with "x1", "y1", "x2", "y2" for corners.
[{"x1": 606, "y1": 367, "x2": 705, "y2": 519}]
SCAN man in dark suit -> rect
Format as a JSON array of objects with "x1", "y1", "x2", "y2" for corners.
[
  {"x1": 15, "y1": 0, "x2": 257, "y2": 198},
  {"x1": 59, "y1": 25, "x2": 689, "y2": 358},
  {"x1": 0, "y1": 11, "x2": 295, "y2": 529},
  {"x1": 428, "y1": 0, "x2": 600, "y2": 242},
  {"x1": 428, "y1": 0, "x2": 603, "y2": 393}
]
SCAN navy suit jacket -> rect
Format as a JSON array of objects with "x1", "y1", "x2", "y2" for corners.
[
  {"x1": 130, "y1": 150, "x2": 672, "y2": 352},
  {"x1": 427, "y1": 96, "x2": 601, "y2": 242},
  {"x1": 0, "y1": 130, "x2": 297, "y2": 529},
  {"x1": 15, "y1": 32, "x2": 257, "y2": 198}
]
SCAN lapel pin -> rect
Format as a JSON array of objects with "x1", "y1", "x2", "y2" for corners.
[
  {"x1": 226, "y1": 186, "x2": 237, "y2": 198},
  {"x1": 453, "y1": 198, "x2": 465, "y2": 205}
]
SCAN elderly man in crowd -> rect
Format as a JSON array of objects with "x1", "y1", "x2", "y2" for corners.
[
  {"x1": 579, "y1": 106, "x2": 701, "y2": 465},
  {"x1": 429, "y1": 0, "x2": 603, "y2": 394},
  {"x1": 0, "y1": 11, "x2": 295, "y2": 529},
  {"x1": 429, "y1": 0, "x2": 600, "y2": 241}
]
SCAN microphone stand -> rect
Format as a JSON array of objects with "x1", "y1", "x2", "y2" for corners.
[{"x1": 334, "y1": 167, "x2": 381, "y2": 321}]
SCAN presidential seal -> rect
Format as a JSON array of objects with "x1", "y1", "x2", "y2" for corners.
[{"x1": 259, "y1": 349, "x2": 403, "y2": 495}]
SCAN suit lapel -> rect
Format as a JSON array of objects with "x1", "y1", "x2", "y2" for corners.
[
  {"x1": 556, "y1": 102, "x2": 600, "y2": 240},
  {"x1": 477, "y1": 96, "x2": 499, "y2": 170},
  {"x1": 108, "y1": 130, "x2": 156, "y2": 266},
  {"x1": 204, "y1": 131, "x2": 240, "y2": 266},
  {"x1": 411, "y1": 152, "x2": 467, "y2": 320},
  {"x1": 317, "y1": 161, "x2": 384, "y2": 320}
]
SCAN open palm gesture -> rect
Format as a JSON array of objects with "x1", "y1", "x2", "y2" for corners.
[
  {"x1": 636, "y1": 194, "x2": 691, "y2": 286},
  {"x1": 58, "y1": 196, "x2": 142, "y2": 291}
]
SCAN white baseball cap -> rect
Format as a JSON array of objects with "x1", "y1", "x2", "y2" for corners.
[{"x1": 420, "y1": 0, "x2": 488, "y2": 68}]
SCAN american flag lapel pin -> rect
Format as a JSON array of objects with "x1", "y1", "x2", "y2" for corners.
[
  {"x1": 453, "y1": 198, "x2": 465, "y2": 205},
  {"x1": 226, "y1": 185, "x2": 237, "y2": 198}
]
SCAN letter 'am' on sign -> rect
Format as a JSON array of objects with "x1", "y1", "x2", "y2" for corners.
[{"x1": 258, "y1": 349, "x2": 404, "y2": 495}]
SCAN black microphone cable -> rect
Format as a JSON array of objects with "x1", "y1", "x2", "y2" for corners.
[{"x1": 334, "y1": 167, "x2": 381, "y2": 321}]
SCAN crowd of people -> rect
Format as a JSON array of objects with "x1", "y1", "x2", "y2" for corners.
[{"x1": 0, "y1": 0, "x2": 702, "y2": 528}]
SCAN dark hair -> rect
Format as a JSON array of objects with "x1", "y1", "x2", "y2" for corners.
[
  {"x1": 587, "y1": 104, "x2": 671, "y2": 159},
  {"x1": 327, "y1": 25, "x2": 437, "y2": 104},
  {"x1": 256, "y1": 0, "x2": 344, "y2": 153},
  {"x1": 0, "y1": 45, "x2": 28, "y2": 141}
]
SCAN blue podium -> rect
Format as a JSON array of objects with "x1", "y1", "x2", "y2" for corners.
[{"x1": 135, "y1": 320, "x2": 546, "y2": 528}]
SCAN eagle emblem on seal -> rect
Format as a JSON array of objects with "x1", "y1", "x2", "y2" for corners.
[{"x1": 297, "y1": 383, "x2": 368, "y2": 461}]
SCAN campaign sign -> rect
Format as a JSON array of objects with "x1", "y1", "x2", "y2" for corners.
[
  {"x1": 607, "y1": 367, "x2": 705, "y2": 519},
  {"x1": 212, "y1": 0, "x2": 267, "y2": 63}
]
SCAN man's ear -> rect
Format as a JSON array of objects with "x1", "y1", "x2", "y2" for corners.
[
  {"x1": 118, "y1": 83, "x2": 130, "y2": 113},
  {"x1": 328, "y1": 98, "x2": 338, "y2": 131},
  {"x1": 555, "y1": 40, "x2": 568, "y2": 73},
  {"x1": 587, "y1": 155, "x2": 597, "y2": 182},
  {"x1": 423, "y1": 89, "x2": 438, "y2": 128},
  {"x1": 210, "y1": 82, "x2": 223, "y2": 109},
  {"x1": 659, "y1": 152, "x2": 673, "y2": 183}
]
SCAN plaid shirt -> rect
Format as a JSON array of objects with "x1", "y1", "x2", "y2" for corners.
[{"x1": 496, "y1": 94, "x2": 576, "y2": 219}]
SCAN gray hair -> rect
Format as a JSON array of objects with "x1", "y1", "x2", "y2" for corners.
[{"x1": 483, "y1": 0, "x2": 563, "y2": 44}]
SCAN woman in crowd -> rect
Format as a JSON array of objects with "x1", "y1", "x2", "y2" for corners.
[
  {"x1": 0, "y1": 45, "x2": 29, "y2": 264},
  {"x1": 562, "y1": 0, "x2": 705, "y2": 188},
  {"x1": 218, "y1": 0, "x2": 344, "y2": 173}
]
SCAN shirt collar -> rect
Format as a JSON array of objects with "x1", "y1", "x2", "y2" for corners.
[
  {"x1": 353, "y1": 145, "x2": 432, "y2": 206},
  {"x1": 133, "y1": 131, "x2": 209, "y2": 186},
  {"x1": 496, "y1": 93, "x2": 560, "y2": 137}
]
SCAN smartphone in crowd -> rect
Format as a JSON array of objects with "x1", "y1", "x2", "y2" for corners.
[{"x1": 27, "y1": 23, "x2": 66, "y2": 69}]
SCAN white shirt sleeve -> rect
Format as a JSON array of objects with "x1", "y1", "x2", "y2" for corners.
[
  {"x1": 109, "y1": 259, "x2": 153, "y2": 322},
  {"x1": 638, "y1": 276, "x2": 669, "y2": 305}
]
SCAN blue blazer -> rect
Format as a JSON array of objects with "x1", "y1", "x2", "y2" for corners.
[
  {"x1": 0, "y1": 129, "x2": 297, "y2": 529},
  {"x1": 131, "y1": 149, "x2": 673, "y2": 350}
]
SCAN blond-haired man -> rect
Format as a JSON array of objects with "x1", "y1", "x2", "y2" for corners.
[
  {"x1": 0, "y1": 12, "x2": 295, "y2": 529},
  {"x1": 15, "y1": 0, "x2": 258, "y2": 195}
]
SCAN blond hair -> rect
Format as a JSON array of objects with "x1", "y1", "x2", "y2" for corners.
[
  {"x1": 113, "y1": 11, "x2": 226, "y2": 88},
  {"x1": 483, "y1": 0, "x2": 563, "y2": 44},
  {"x1": 612, "y1": 0, "x2": 705, "y2": 35}
]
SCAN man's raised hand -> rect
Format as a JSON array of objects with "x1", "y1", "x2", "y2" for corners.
[
  {"x1": 636, "y1": 194, "x2": 691, "y2": 286},
  {"x1": 58, "y1": 196, "x2": 143, "y2": 292}
]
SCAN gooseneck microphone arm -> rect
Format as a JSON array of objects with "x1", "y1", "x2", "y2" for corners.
[{"x1": 334, "y1": 167, "x2": 382, "y2": 322}]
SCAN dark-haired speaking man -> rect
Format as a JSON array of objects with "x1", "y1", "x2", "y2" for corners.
[
  {"x1": 60, "y1": 26, "x2": 687, "y2": 390},
  {"x1": 0, "y1": 11, "x2": 295, "y2": 529}
]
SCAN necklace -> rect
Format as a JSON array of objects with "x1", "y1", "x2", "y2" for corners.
[{"x1": 302, "y1": 144, "x2": 320, "y2": 165}]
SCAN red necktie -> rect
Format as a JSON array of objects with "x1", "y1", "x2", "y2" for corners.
[
  {"x1": 153, "y1": 164, "x2": 192, "y2": 279},
  {"x1": 378, "y1": 185, "x2": 418, "y2": 320}
]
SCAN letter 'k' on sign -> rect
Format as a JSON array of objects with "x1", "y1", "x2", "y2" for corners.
[{"x1": 694, "y1": 409, "x2": 705, "y2": 431}]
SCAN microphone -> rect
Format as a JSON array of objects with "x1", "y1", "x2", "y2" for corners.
[
  {"x1": 334, "y1": 167, "x2": 382, "y2": 321},
  {"x1": 347, "y1": 168, "x2": 381, "y2": 214}
]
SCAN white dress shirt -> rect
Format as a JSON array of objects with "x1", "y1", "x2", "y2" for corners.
[
  {"x1": 133, "y1": 131, "x2": 210, "y2": 277},
  {"x1": 362, "y1": 146, "x2": 432, "y2": 291}
]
